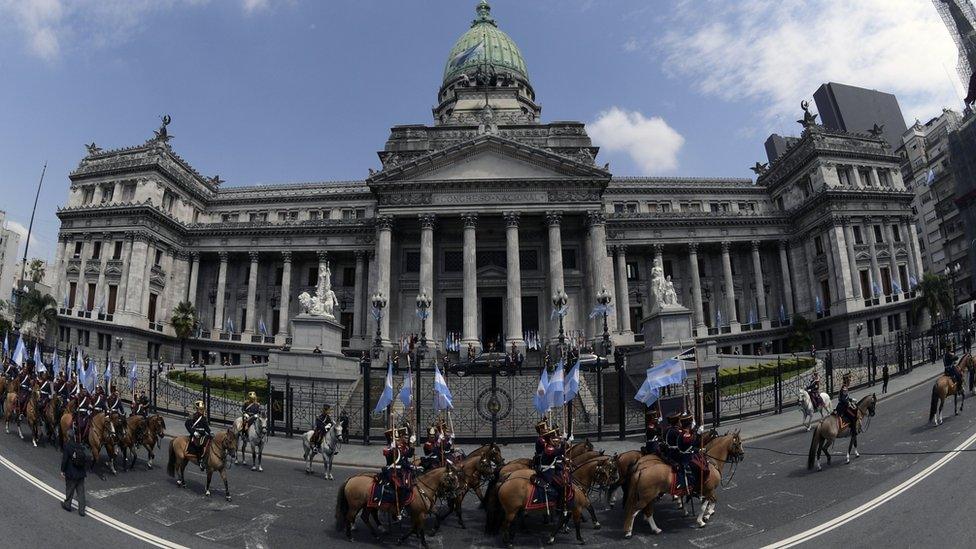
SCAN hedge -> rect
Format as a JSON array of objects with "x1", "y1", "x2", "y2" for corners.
[
  {"x1": 167, "y1": 370, "x2": 269, "y2": 399},
  {"x1": 717, "y1": 357, "x2": 815, "y2": 386}
]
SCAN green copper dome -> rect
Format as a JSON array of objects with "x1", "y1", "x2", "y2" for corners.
[{"x1": 442, "y1": 1, "x2": 529, "y2": 85}]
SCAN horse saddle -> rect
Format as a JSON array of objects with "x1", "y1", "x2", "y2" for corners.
[
  {"x1": 188, "y1": 437, "x2": 211, "y2": 459},
  {"x1": 526, "y1": 475, "x2": 572, "y2": 511},
  {"x1": 367, "y1": 477, "x2": 414, "y2": 510},
  {"x1": 670, "y1": 455, "x2": 709, "y2": 497}
]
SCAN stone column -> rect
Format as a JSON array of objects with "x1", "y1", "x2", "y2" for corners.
[
  {"x1": 843, "y1": 221, "x2": 861, "y2": 299},
  {"x1": 245, "y1": 251, "x2": 259, "y2": 334},
  {"x1": 870, "y1": 167, "x2": 882, "y2": 187},
  {"x1": 885, "y1": 220, "x2": 899, "y2": 295},
  {"x1": 118, "y1": 234, "x2": 133, "y2": 313},
  {"x1": 721, "y1": 241, "x2": 739, "y2": 329},
  {"x1": 352, "y1": 250, "x2": 365, "y2": 340},
  {"x1": 461, "y1": 214, "x2": 480, "y2": 349},
  {"x1": 546, "y1": 211, "x2": 564, "y2": 337},
  {"x1": 778, "y1": 241, "x2": 795, "y2": 319},
  {"x1": 187, "y1": 252, "x2": 200, "y2": 305},
  {"x1": 751, "y1": 240, "x2": 768, "y2": 324},
  {"x1": 908, "y1": 221, "x2": 925, "y2": 279},
  {"x1": 868, "y1": 221, "x2": 883, "y2": 300},
  {"x1": 94, "y1": 236, "x2": 107, "y2": 312},
  {"x1": 803, "y1": 238, "x2": 819, "y2": 310},
  {"x1": 214, "y1": 251, "x2": 228, "y2": 332},
  {"x1": 76, "y1": 238, "x2": 89, "y2": 310},
  {"x1": 587, "y1": 211, "x2": 617, "y2": 334},
  {"x1": 140, "y1": 241, "x2": 155, "y2": 316},
  {"x1": 823, "y1": 230, "x2": 838, "y2": 305},
  {"x1": 828, "y1": 225, "x2": 853, "y2": 301},
  {"x1": 279, "y1": 251, "x2": 292, "y2": 337},
  {"x1": 503, "y1": 212, "x2": 524, "y2": 348},
  {"x1": 156, "y1": 249, "x2": 176, "y2": 325},
  {"x1": 419, "y1": 214, "x2": 436, "y2": 344},
  {"x1": 852, "y1": 167, "x2": 864, "y2": 188},
  {"x1": 123, "y1": 237, "x2": 146, "y2": 313},
  {"x1": 614, "y1": 245, "x2": 632, "y2": 334},
  {"x1": 376, "y1": 218, "x2": 394, "y2": 344},
  {"x1": 688, "y1": 243, "x2": 705, "y2": 332}
]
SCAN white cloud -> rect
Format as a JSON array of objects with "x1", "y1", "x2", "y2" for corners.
[
  {"x1": 622, "y1": 37, "x2": 640, "y2": 52},
  {"x1": 589, "y1": 107, "x2": 685, "y2": 173},
  {"x1": 657, "y1": 0, "x2": 962, "y2": 125},
  {"x1": 4, "y1": 220, "x2": 28, "y2": 241},
  {"x1": 0, "y1": 0, "x2": 275, "y2": 60}
]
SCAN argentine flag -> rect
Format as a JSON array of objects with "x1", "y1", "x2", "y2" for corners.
[
  {"x1": 2, "y1": 331, "x2": 8, "y2": 358},
  {"x1": 259, "y1": 318, "x2": 268, "y2": 336},
  {"x1": 105, "y1": 361, "x2": 113, "y2": 388},
  {"x1": 399, "y1": 366, "x2": 413, "y2": 408},
  {"x1": 547, "y1": 361, "x2": 565, "y2": 408},
  {"x1": 12, "y1": 334, "x2": 26, "y2": 366},
  {"x1": 33, "y1": 343, "x2": 44, "y2": 373},
  {"x1": 128, "y1": 361, "x2": 138, "y2": 392},
  {"x1": 86, "y1": 359, "x2": 97, "y2": 391},
  {"x1": 815, "y1": 295, "x2": 823, "y2": 314},
  {"x1": 533, "y1": 367, "x2": 549, "y2": 414},
  {"x1": 563, "y1": 358, "x2": 581, "y2": 404},
  {"x1": 779, "y1": 303, "x2": 787, "y2": 322},
  {"x1": 373, "y1": 359, "x2": 394, "y2": 413},
  {"x1": 892, "y1": 278, "x2": 902, "y2": 294},
  {"x1": 433, "y1": 364, "x2": 454, "y2": 411},
  {"x1": 634, "y1": 377, "x2": 660, "y2": 406},
  {"x1": 449, "y1": 40, "x2": 484, "y2": 69},
  {"x1": 52, "y1": 352, "x2": 61, "y2": 378}
]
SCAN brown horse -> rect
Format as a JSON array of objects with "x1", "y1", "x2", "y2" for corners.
[
  {"x1": 485, "y1": 468, "x2": 591, "y2": 547},
  {"x1": 622, "y1": 433, "x2": 744, "y2": 536},
  {"x1": 335, "y1": 464, "x2": 463, "y2": 548},
  {"x1": 2, "y1": 380, "x2": 21, "y2": 435},
  {"x1": 437, "y1": 442, "x2": 503, "y2": 530},
  {"x1": 571, "y1": 454, "x2": 620, "y2": 529},
  {"x1": 42, "y1": 394, "x2": 61, "y2": 445},
  {"x1": 87, "y1": 412, "x2": 121, "y2": 476},
  {"x1": 930, "y1": 353, "x2": 974, "y2": 425},
  {"x1": 120, "y1": 415, "x2": 166, "y2": 470},
  {"x1": 167, "y1": 429, "x2": 237, "y2": 501},
  {"x1": 808, "y1": 393, "x2": 878, "y2": 471},
  {"x1": 23, "y1": 383, "x2": 42, "y2": 446},
  {"x1": 567, "y1": 438, "x2": 594, "y2": 459}
]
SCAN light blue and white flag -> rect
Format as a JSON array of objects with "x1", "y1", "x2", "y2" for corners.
[
  {"x1": 52, "y1": 352, "x2": 61, "y2": 378},
  {"x1": 128, "y1": 361, "x2": 138, "y2": 392},
  {"x1": 433, "y1": 364, "x2": 454, "y2": 411},
  {"x1": 258, "y1": 318, "x2": 268, "y2": 336},
  {"x1": 226, "y1": 318, "x2": 235, "y2": 333},
  {"x1": 550, "y1": 305, "x2": 568, "y2": 321},
  {"x1": 892, "y1": 278, "x2": 902, "y2": 294},
  {"x1": 563, "y1": 358, "x2": 581, "y2": 404},
  {"x1": 716, "y1": 309, "x2": 723, "y2": 328},
  {"x1": 634, "y1": 377, "x2": 660, "y2": 407},
  {"x1": 86, "y1": 359, "x2": 97, "y2": 392},
  {"x1": 909, "y1": 275, "x2": 918, "y2": 290},
  {"x1": 779, "y1": 303, "x2": 787, "y2": 322},
  {"x1": 547, "y1": 361, "x2": 565, "y2": 408},
  {"x1": 77, "y1": 358, "x2": 87, "y2": 388},
  {"x1": 589, "y1": 304, "x2": 613, "y2": 319},
  {"x1": 76, "y1": 348, "x2": 84, "y2": 378},
  {"x1": 872, "y1": 281, "x2": 882, "y2": 297},
  {"x1": 644, "y1": 357, "x2": 687, "y2": 390},
  {"x1": 12, "y1": 334, "x2": 26, "y2": 366},
  {"x1": 815, "y1": 295, "x2": 823, "y2": 314},
  {"x1": 926, "y1": 168, "x2": 936, "y2": 185},
  {"x1": 373, "y1": 359, "x2": 394, "y2": 413},
  {"x1": 533, "y1": 367, "x2": 549, "y2": 414},
  {"x1": 449, "y1": 39, "x2": 484, "y2": 69},
  {"x1": 105, "y1": 361, "x2": 112, "y2": 389},
  {"x1": 2, "y1": 331, "x2": 8, "y2": 358},
  {"x1": 33, "y1": 343, "x2": 43, "y2": 371},
  {"x1": 399, "y1": 366, "x2": 413, "y2": 408}
]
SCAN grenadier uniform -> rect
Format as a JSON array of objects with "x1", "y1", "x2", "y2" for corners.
[
  {"x1": 37, "y1": 373, "x2": 54, "y2": 411},
  {"x1": 311, "y1": 404, "x2": 334, "y2": 451},
  {"x1": 380, "y1": 426, "x2": 415, "y2": 517},
  {"x1": 661, "y1": 412, "x2": 683, "y2": 465},
  {"x1": 240, "y1": 392, "x2": 261, "y2": 440},
  {"x1": 3, "y1": 359, "x2": 18, "y2": 379},
  {"x1": 675, "y1": 413, "x2": 700, "y2": 492},
  {"x1": 74, "y1": 387, "x2": 93, "y2": 439},
  {"x1": 131, "y1": 392, "x2": 150, "y2": 417},
  {"x1": 534, "y1": 423, "x2": 567, "y2": 512},
  {"x1": 642, "y1": 410, "x2": 662, "y2": 456},
  {"x1": 806, "y1": 372, "x2": 824, "y2": 409},
  {"x1": 90, "y1": 387, "x2": 107, "y2": 414},
  {"x1": 944, "y1": 349, "x2": 963, "y2": 392},
  {"x1": 834, "y1": 374, "x2": 858, "y2": 430},
  {"x1": 16, "y1": 366, "x2": 34, "y2": 418},
  {"x1": 185, "y1": 400, "x2": 212, "y2": 470}
]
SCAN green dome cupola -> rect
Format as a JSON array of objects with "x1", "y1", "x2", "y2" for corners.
[
  {"x1": 434, "y1": 1, "x2": 540, "y2": 126},
  {"x1": 442, "y1": 0, "x2": 529, "y2": 86}
]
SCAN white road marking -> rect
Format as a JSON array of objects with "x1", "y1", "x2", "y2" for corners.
[
  {"x1": 90, "y1": 484, "x2": 152, "y2": 499},
  {"x1": 763, "y1": 428, "x2": 976, "y2": 548},
  {"x1": 195, "y1": 512, "x2": 278, "y2": 549},
  {"x1": 0, "y1": 453, "x2": 189, "y2": 549}
]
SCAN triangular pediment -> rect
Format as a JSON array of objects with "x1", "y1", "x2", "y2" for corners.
[{"x1": 369, "y1": 134, "x2": 609, "y2": 184}]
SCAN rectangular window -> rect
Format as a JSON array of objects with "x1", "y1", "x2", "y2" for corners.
[
  {"x1": 74, "y1": 241, "x2": 83, "y2": 258},
  {"x1": 308, "y1": 210, "x2": 321, "y2": 220},
  {"x1": 341, "y1": 209, "x2": 355, "y2": 220},
  {"x1": 68, "y1": 282, "x2": 77, "y2": 308},
  {"x1": 892, "y1": 225, "x2": 902, "y2": 242},
  {"x1": 444, "y1": 251, "x2": 463, "y2": 272},
  {"x1": 82, "y1": 187, "x2": 95, "y2": 204},
  {"x1": 859, "y1": 270, "x2": 871, "y2": 300},
  {"x1": 614, "y1": 203, "x2": 625, "y2": 213},
  {"x1": 837, "y1": 166, "x2": 853, "y2": 187},
  {"x1": 853, "y1": 226, "x2": 863, "y2": 245},
  {"x1": 343, "y1": 267, "x2": 356, "y2": 286},
  {"x1": 154, "y1": 249, "x2": 163, "y2": 266},
  {"x1": 404, "y1": 251, "x2": 421, "y2": 273},
  {"x1": 107, "y1": 285, "x2": 118, "y2": 315},
  {"x1": 820, "y1": 280, "x2": 831, "y2": 307},
  {"x1": 307, "y1": 268, "x2": 318, "y2": 287},
  {"x1": 814, "y1": 235, "x2": 825, "y2": 255},
  {"x1": 880, "y1": 267, "x2": 892, "y2": 295},
  {"x1": 663, "y1": 260, "x2": 674, "y2": 279},
  {"x1": 121, "y1": 183, "x2": 136, "y2": 202},
  {"x1": 878, "y1": 170, "x2": 891, "y2": 187},
  {"x1": 87, "y1": 283, "x2": 96, "y2": 311},
  {"x1": 521, "y1": 296, "x2": 540, "y2": 332},
  {"x1": 873, "y1": 225, "x2": 884, "y2": 244},
  {"x1": 519, "y1": 249, "x2": 539, "y2": 271},
  {"x1": 91, "y1": 241, "x2": 101, "y2": 260},
  {"x1": 626, "y1": 261, "x2": 639, "y2": 281},
  {"x1": 445, "y1": 297, "x2": 463, "y2": 335},
  {"x1": 272, "y1": 309, "x2": 280, "y2": 336},
  {"x1": 251, "y1": 212, "x2": 268, "y2": 222},
  {"x1": 561, "y1": 248, "x2": 577, "y2": 270},
  {"x1": 860, "y1": 169, "x2": 872, "y2": 186},
  {"x1": 162, "y1": 191, "x2": 175, "y2": 212},
  {"x1": 356, "y1": 208, "x2": 366, "y2": 219},
  {"x1": 113, "y1": 241, "x2": 123, "y2": 260},
  {"x1": 148, "y1": 293, "x2": 158, "y2": 323}
]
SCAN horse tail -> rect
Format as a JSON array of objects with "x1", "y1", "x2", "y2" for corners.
[
  {"x1": 807, "y1": 426, "x2": 821, "y2": 470},
  {"x1": 929, "y1": 383, "x2": 940, "y2": 423},
  {"x1": 167, "y1": 439, "x2": 177, "y2": 477},
  {"x1": 484, "y1": 473, "x2": 503, "y2": 535},
  {"x1": 483, "y1": 468, "x2": 501, "y2": 508},
  {"x1": 335, "y1": 480, "x2": 350, "y2": 532}
]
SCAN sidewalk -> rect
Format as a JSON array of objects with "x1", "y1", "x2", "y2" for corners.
[{"x1": 157, "y1": 361, "x2": 942, "y2": 469}]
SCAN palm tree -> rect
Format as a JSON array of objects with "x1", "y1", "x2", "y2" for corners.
[
  {"x1": 26, "y1": 259, "x2": 45, "y2": 284},
  {"x1": 170, "y1": 301, "x2": 198, "y2": 363},
  {"x1": 19, "y1": 289, "x2": 58, "y2": 339},
  {"x1": 912, "y1": 273, "x2": 953, "y2": 330}
]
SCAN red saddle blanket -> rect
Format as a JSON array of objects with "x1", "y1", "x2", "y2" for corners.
[
  {"x1": 525, "y1": 478, "x2": 574, "y2": 512},
  {"x1": 669, "y1": 454, "x2": 710, "y2": 497},
  {"x1": 366, "y1": 478, "x2": 415, "y2": 510}
]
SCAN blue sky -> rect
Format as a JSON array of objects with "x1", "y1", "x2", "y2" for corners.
[{"x1": 0, "y1": 0, "x2": 964, "y2": 263}]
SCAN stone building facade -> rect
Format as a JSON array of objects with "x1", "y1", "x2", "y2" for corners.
[{"x1": 51, "y1": 1, "x2": 919, "y2": 365}]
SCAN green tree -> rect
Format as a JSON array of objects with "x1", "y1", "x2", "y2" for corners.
[
  {"x1": 912, "y1": 272, "x2": 953, "y2": 329},
  {"x1": 170, "y1": 301, "x2": 198, "y2": 363},
  {"x1": 788, "y1": 314, "x2": 814, "y2": 352},
  {"x1": 26, "y1": 259, "x2": 45, "y2": 284},
  {"x1": 19, "y1": 289, "x2": 58, "y2": 339}
]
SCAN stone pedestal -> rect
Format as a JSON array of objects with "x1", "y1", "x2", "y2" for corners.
[
  {"x1": 642, "y1": 305, "x2": 694, "y2": 363},
  {"x1": 267, "y1": 314, "x2": 359, "y2": 378}
]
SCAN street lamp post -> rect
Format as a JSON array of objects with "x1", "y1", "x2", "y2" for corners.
[
  {"x1": 371, "y1": 292, "x2": 387, "y2": 358},
  {"x1": 415, "y1": 291, "x2": 431, "y2": 358},
  {"x1": 597, "y1": 287, "x2": 613, "y2": 356},
  {"x1": 551, "y1": 289, "x2": 568, "y2": 360}
]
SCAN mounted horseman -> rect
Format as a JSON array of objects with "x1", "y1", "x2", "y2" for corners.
[
  {"x1": 806, "y1": 371, "x2": 825, "y2": 410},
  {"x1": 642, "y1": 409, "x2": 663, "y2": 456},
  {"x1": 533, "y1": 420, "x2": 569, "y2": 514},
  {"x1": 185, "y1": 400, "x2": 212, "y2": 471},
  {"x1": 378, "y1": 426, "x2": 416, "y2": 518},
  {"x1": 309, "y1": 403, "x2": 335, "y2": 454}
]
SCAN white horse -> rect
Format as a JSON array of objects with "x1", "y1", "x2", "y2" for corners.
[
  {"x1": 301, "y1": 423, "x2": 342, "y2": 479},
  {"x1": 797, "y1": 388, "x2": 832, "y2": 431},
  {"x1": 233, "y1": 415, "x2": 267, "y2": 472}
]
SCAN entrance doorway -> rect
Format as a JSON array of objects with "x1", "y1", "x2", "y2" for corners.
[{"x1": 481, "y1": 296, "x2": 504, "y2": 351}]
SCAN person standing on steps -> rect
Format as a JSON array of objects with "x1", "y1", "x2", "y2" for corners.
[{"x1": 61, "y1": 428, "x2": 89, "y2": 517}]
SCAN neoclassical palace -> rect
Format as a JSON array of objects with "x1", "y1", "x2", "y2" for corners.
[{"x1": 52, "y1": 1, "x2": 919, "y2": 366}]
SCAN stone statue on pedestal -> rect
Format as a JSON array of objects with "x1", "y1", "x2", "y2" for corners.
[
  {"x1": 650, "y1": 265, "x2": 680, "y2": 308},
  {"x1": 298, "y1": 262, "x2": 337, "y2": 319}
]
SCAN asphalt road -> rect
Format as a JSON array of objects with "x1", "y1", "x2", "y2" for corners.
[{"x1": 0, "y1": 378, "x2": 974, "y2": 548}]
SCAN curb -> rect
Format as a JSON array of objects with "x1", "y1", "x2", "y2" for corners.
[{"x1": 155, "y1": 367, "x2": 942, "y2": 469}]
